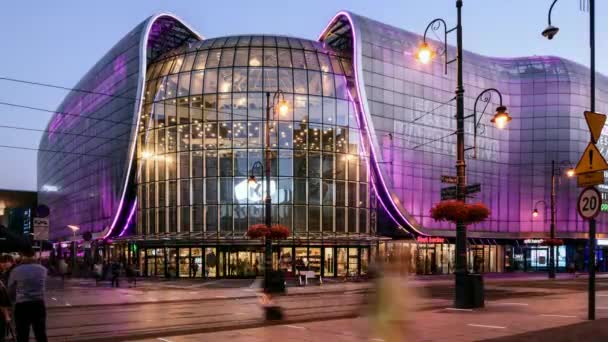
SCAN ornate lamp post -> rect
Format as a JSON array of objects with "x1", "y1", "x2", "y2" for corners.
[
  {"x1": 67, "y1": 224, "x2": 80, "y2": 272},
  {"x1": 248, "y1": 90, "x2": 288, "y2": 319},
  {"x1": 417, "y1": 1, "x2": 511, "y2": 308},
  {"x1": 532, "y1": 161, "x2": 574, "y2": 279}
]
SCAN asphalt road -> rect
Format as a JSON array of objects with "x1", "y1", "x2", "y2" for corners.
[{"x1": 45, "y1": 276, "x2": 608, "y2": 341}]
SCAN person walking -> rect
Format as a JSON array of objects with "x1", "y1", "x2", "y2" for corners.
[
  {"x1": 8, "y1": 248, "x2": 48, "y2": 342},
  {"x1": 0, "y1": 256, "x2": 16, "y2": 342},
  {"x1": 110, "y1": 260, "x2": 121, "y2": 288},
  {"x1": 93, "y1": 262, "x2": 103, "y2": 286}
]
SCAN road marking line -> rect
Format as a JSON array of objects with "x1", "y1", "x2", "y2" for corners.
[
  {"x1": 445, "y1": 308, "x2": 473, "y2": 312},
  {"x1": 285, "y1": 325, "x2": 305, "y2": 329},
  {"x1": 370, "y1": 339, "x2": 385, "y2": 342},
  {"x1": 493, "y1": 302, "x2": 528, "y2": 306},
  {"x1": 157, "y1": 338, "x2": 173, "y2": 342},
  {"x1": 597, "y1": 307, "x2": 608, "y2": 310},
  {"x1": 65, "y1": 303, "x2": 71, "y2": 306},
  {"x1": 540, "y1": 314, "x2": 577, "y2": 318},
  {"x1": 597, "y1": 294, "x2": 608, "y2": 297},
  {"x1": 467, "y1": 324, "x2": 506, "y2": 329},
  {"x1": 215, "y1": 295, "x2": 227, "y2": 298}
]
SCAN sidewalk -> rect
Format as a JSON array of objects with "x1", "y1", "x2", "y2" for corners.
[
  {"x1": 46, "y1": 277, "x2": 372, "y2": 309},
  {"x1": 47, "y1": 272, "x2": 605, "y2": 309}
]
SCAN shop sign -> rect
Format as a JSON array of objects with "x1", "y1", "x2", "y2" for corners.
[
  {"x1": 524, "y1": 238, "x2": 544, "y2": 244},
  {"x1": 416, "y1": 236, "x2": 445, "y2": 244},
  {"x1": 597, "y1": 239, "x2": 608, "y2": 246}
]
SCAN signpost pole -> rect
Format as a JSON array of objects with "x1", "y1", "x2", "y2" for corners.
[
  {"x1": 589, "y1": 217, "x2": 596, "y2": 320},
  {"x1": 588, "y1": 0, "x2": 596, "y2": 322}
]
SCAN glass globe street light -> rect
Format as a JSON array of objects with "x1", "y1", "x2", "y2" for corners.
[
  {"x1": 465, "y1": 88, "x2": 511, "y2": 159},
  {"x1": 415, "y1": 42, "x2": 435, "y2": 65},
  {"x1": 532, "y1": 208, "x2": 540, "y2": 218},
  {"x1": 490, "y1": 106, "x2": 512, "y2": 130}
]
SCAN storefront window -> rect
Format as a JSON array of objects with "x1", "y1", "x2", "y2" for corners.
[
  {"x1": 280, "y1": 247, "x2": 293, "y2": 276},
  {"x1": 167, "y1": 248, "x2": 178, "y2": 278},
  {"x1": 179, "y1": 248, "x2": 190, "y2": 277},
  {"x1": 191, "y1": 248, "x2": 203, "y2": 277},
  {"x1": 205, "y1": 247, "x2": 217, "y2": 277},
  {"x1": 295, "y1": 247, "x2": 308, "y2": 272},
  {"x1": 360, "y1": 248, "x2": 369, "y2": 275},
  {"x1": 324, "y1": 247, "x2": 334, "y2": 276},
  {"x1": 348, "y1": 248, "x2": 358, "y2": 276},
  {"x1": 337, "y1": 248, "x2": 347, "y2": 276},
  {"x1": 309, "y1": 248, "x2": 321, "y2": 275}
]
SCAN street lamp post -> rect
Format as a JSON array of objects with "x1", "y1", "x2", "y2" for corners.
[
  {"x1": 249, "y1": 91, "x2": 288, "y2": 297},
  {"x1": 542, "y1": 0, "x2": 596, "y2": 320},
  {"x1": 418, "y1": 0, "x2": 469, "y2": 309},
  {"x1": 533, "y1": 161, "x2": 574, "y2": 279},
  {"x1": 67, "y1": 225, "x2": 80, "y2": 273},
  {"x1": 417, "y1": 1, "x2": 511, "y2": 308}
]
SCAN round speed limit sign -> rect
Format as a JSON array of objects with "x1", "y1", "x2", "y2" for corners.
[{"x1": 577, "y1": 186, "x2": 602, "y2": 220}]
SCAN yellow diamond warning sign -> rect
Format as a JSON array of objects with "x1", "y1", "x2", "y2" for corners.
[
  {"x1": 584, "y1": 111, "x2": 607, "y2": 143},
  {"x1": 575, "y1": 142, "x2": 608, "y2": 175}
]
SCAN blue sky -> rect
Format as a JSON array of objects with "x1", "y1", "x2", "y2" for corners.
[{"x1": 1, "y1": 0, "x2": 606, "y2": 191}]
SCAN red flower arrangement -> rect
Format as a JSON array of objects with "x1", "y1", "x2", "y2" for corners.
[
  {"x1": 543, "y1": 238, "x2": 564, "y2": 246},
  {"x1": 430, "y1": 201, "x2": 490, "y2": 225},
  {"x1": 270, "y1": 224, "x2": 290, "y2": 239},
  {"x1": 246, "y1": 224, "x2": 291, "y2": 240},
  {"x1": 246, "y1": 224, "x2": 270, "y2": 239}
]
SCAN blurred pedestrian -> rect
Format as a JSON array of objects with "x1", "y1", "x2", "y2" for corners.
[
  {"x1": 57, "y1": 257, "x2": 68, "y2": 284},
  {"x1": 0, "y1": 255, "x2": 16, "y2": 342},
  {"x1": 8, "y1": 248, "x2": 48, "y2": 342},
  {"x1": 93, "y1": 261, "x2": 103, "y2": 286},
  {"x1": 369, "y1": 250, "x2": 414, "y2": 342},
  {"x1": 125, "y1": 264, "x2": 136, "y2": 288},
  {"x1": 110, "y1": 260, "x2": 121, "y2": 288}
]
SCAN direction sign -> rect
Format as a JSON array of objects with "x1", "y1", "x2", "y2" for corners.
[
  {"x1": 577, "y1": 171, "x2": 605, "y2": 188},
  {"x1": 577, "y1": 186, "x2": 602, "y2": 219},
  {"x1": 441, "y1": 186, "x2": 458, "y2": 200},
  {"x1": 441, "y1": 175, "x2": 458, "y2": 184},
  {"x1": 440, "y1": 183, "x2": 481, "y2": 200},
  {"x1": 585, "y1": 111, "x2": 607, "y2": 143},
  {"x1": 574, "y1": 142, "x2": 608, "y2": 175},
  {"x1": 466, "y1": 183, "x2": 481, "y2": 194}
]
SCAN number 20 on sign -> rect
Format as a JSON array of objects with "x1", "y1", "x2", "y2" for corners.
[{"x1": 577, "y1": 186, "x2": 602, "y2": 220}]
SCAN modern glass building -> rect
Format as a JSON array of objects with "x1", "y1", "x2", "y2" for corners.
[{"x1": 39, "y1": 11, "x2": 608, "y2": 277}]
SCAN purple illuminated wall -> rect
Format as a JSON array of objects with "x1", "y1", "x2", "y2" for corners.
[
  {"x1": 38, "y1": 14, "x2": 202, "y2": 240},
  {"x1": 321, "y1": 11, "x2": 608, "y2": 238}
]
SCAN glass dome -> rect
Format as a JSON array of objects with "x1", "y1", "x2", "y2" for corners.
[{"x1": 135, "y1": 35, "x2": 370, "y2": 237}]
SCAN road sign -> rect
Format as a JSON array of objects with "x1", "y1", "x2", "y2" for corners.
[
  {"x1": 33, "y1": 217, "x2": 49, "y2": 240},
  {"x1": 574, "y1": 142, "x2": 608, "y2": 175},
  {"x1": 441, "y1": 186, "x2": 458, "y2": 200},
  {"x1": 577, "y1": 171, "x2": 605, "y2": 188},
  {"x1": 585, "y1": 111, "x2": 607, "y2": 143},
  {"x1": 466, "y1": 183, "x2": 481, "y2": 194},
  {"x1": 441, "y1": 175, "x2": 458, "y2": 184},
  {"x1": 577, "y1": 186, "x2": 602, "y2": 219},
  {"x1": 441, "y1": 183, "x2": 481, "y2": 200}
]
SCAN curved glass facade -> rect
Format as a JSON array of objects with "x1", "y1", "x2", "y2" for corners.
[
  {"x1": 38, "y1": 15, "x2": 201, "y2": 240},
  {"x1": 321, "y1": 12, "x2": 608, "y2": 237},
  {"x1": 136, "y1": 35, "x2": 371, "y2": 237}
]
